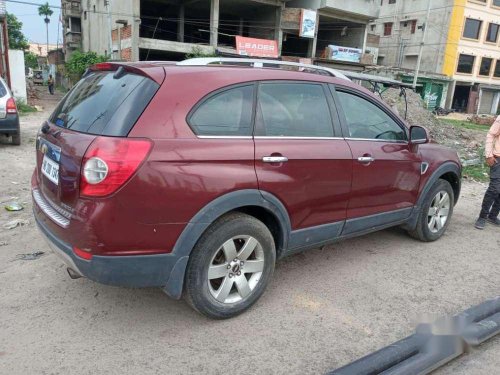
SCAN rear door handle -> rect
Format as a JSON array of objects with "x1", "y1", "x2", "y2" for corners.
[
  {"x1": 357, "y1": 156, "x2": 375, "y2": 164},
  {"x1": 263, "y1": 156, "x2": 288, "y2": 163}
]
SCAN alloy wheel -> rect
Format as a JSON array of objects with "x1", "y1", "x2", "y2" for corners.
[
  {"x1": 427, "y1": 191, "x2": 450, "y2": 233},
  {"x1": 208, "y1": 236, "x2": 265, "y2": 304}
]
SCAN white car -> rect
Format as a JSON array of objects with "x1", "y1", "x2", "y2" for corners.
[{"x1": 0, "y1": 77, "x2": 21, "y2": 145}]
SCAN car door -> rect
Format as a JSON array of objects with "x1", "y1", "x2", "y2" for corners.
[
  {"x1": 253, "y1": 81, "x2": 352, "y2": 251},
  {"x1": 331, "y1": 85, "x2": 422, "y2": 232}
]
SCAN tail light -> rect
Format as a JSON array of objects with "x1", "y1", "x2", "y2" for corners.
[
  {"x1": 80, "y1": 137, "x2": 152, "y2": 197},
  {"x1": 6, "y1": 98, "x2": 17, "y2": 114},
  {"x1": 73, "y1": 246, "x2": 93, "y2": 260}
]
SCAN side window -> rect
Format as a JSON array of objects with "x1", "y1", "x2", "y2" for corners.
[
  {"x1": 256, "y1": 83, "x2": 333, "y2": 137},
  {"x1": 336, "y1": 91, "x2": 406, "y2": 141},
  {"x1": 189, "y1": 85, "x2": 254, "y2": 136}
]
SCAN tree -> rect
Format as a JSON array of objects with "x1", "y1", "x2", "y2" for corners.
[
  {"x1": 38, "y1": 2, "x2": 53, "y2": 56},
  {"x1": 6, "y1": 13, "x2": 29, "y2": 50},
  {"x1": 24, "y1": 52, "x2": 39, "y2": 69},
  {"x1": 65, "y1": 51, "x2": 108, "y2": 79}
]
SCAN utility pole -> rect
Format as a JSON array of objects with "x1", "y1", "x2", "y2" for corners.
[
  {"x1": 106, "y1": 0, "x2": 113, "y2": 58},
  {"x1": 413, "y1": 0, "x2": 432, "y2": 89}
]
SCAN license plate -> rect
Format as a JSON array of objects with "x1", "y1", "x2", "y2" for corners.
[{"x1": 41, "y1": 155, "x2": 59, "y2": 185}]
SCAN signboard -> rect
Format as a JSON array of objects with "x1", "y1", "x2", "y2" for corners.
[
  {"x1": 327, "y1": 45, "x2": 362, "y2": 63},
  {"x1": 235, "y1": 36, "x2": 279, "y2": 58},
  {"x1": 299, "y1": 9, "x2": 317, "y2": 38}
]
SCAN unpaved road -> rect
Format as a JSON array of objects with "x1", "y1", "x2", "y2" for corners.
[{"x1": 0, "y1": 91, "x2": 499, "y2": 375}]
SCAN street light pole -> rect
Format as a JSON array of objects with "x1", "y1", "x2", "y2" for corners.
[{"x1": 412, "y1": 0, "x2": 432, "y2": 89}]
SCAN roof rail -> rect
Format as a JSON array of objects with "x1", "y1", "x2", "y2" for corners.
[{"x1": 177, "y1": 57, "x2": 351, "y2": 81}]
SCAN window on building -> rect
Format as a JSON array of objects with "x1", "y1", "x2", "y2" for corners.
[
  {"x1": 256, "y1": 83, "x2": 333, "y2": 137},
  {"x1": 336, "y1": 91, "x2": 406, "y2": 141},
  {"x1": 389, "y1": 0, "x2": 396, "y2": 4},
  {"x1": 411, "y1": 20, "x2": 417, "y2": 34},
  {"x1": 493, "y1": 0, "x2": 500, "y2": 7},
  {"x1": 370, "y1": 24, "x2": 376, "y2": 32},
  {"x1": 189, "y1": 85, "x2": 254, "y2": 136},
  {"x1": 494, "y1": 60, "x2": 500, "y2": 78},
  {"x1": 486, "y1": 23, "x2": 500, "y2": 43},
  {"x1": 479, "y1": 57, "x2": 493, "y2": 76},
  {"x1": 384, "y1": 22, "x2": 393, "y2": 36},
  {"x1": 457, "y1": 54, "x2": 476, "y2": 74},
  {"x1": 463, "y1": 18, "x2": 482, "y2": 39}
]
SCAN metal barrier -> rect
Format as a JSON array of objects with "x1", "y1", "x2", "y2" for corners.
[{"x1": 328, "y1": 296, "x2": 500, "y2": 375}]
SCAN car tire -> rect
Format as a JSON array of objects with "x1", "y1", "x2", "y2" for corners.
[
  {"x1": 408, "y1": 179, "x2": 454, "y2": 242},
  {"x1": 12, "y1": 133, "x2": 21, "y2": 146},
  {"x1": 184, "y1": 212, "x2": 276, "y2": 319}
]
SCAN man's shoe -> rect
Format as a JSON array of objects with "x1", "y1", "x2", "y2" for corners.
[
  {"x1": 486, "y1": 217, "x2": 500, "y2": 226},
  {"x1": 475, "y1": 218, "x2": 486, "y2": 229}
]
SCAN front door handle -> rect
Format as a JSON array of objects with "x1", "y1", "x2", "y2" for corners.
[
  {"x1": 263, "y1": 156, "x2": 288, "y2": 163},
  {"x1": 357, "y1": 156, "x2": 375, "y2": 164}
]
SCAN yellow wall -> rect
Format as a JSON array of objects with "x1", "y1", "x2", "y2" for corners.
[{"x1": 442, "y1": 0, "x2": 466, "y2": 76}]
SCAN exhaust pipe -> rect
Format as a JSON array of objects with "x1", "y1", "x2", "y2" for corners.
[{"x1": 67, "y1": 267, "x2": 82, "y2": 279}]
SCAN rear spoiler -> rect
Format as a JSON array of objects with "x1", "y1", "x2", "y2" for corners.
[{"x1": 84, "y1": 62, "x2": 165, "y2": 85}]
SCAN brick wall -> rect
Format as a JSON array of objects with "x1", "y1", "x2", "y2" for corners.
[
  {"x1": 120, "y1": 48, "x2": 132, "y2": 62},
  {"x1": 111, "y1": 25, "x2": 132, "y2": 42}
]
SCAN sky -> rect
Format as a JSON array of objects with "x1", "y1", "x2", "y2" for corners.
[{"x1": 6, "y1": 0, "x2": 62, "y2": 45}]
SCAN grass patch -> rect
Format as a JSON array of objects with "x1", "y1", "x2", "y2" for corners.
[
  {"x1": 463, "y1": 162, "x2": 490, "y2": 182},
  {"x1": 17, "y1": 101, "x2": 37, "y2": 115},
  {"x1": 439, "y1": 118, "x2": 489, "y2": 132}
]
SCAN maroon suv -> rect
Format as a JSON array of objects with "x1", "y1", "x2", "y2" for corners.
[{"x1": 32, "y1": 59, "x2": 461, "y2": 319}]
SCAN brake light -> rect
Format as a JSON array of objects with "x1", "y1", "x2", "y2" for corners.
[
  {"x1": 93, "y1": 62, "x2": 114, "y2": 71},
  {"x1": 6, "y1": 98, "x2": 17, "y2": 114},
  {"x1": 80, "y1": 137, "x2": 152, "y2": 197}
]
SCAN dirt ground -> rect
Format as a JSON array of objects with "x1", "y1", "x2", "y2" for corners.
[{"x1": 0, "y1": 89, "x2": 499, "y2": 375}]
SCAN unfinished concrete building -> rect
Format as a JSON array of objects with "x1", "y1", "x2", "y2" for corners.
[{"x1": 62, "y1": 0, "x2": 379, "y2": 72}]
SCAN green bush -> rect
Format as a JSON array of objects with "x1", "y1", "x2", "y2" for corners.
[{"x1": 65, "y1": 51, "x2": 108, "y2": 79}]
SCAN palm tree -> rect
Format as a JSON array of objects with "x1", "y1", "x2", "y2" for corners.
[{"x1": 38, "y1": 2, "x2": 53, "y2": 58}]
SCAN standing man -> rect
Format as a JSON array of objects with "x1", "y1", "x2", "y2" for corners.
[
  {"x1": 47, "y1": 74, "x2": 54, "y2": 95},
  {"x1": 475, "y1": 115, "x2": 500, "y2": 229}
]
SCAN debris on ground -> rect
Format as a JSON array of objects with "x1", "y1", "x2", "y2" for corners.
[
  {"x1": 0, "y1": 241, "x2": 7, "y2": 246},
  {"x1": 14, "y1": 251, "x2": 45, "y2": 261},
  {"x1": 468, "y1": 115, "x2": 496, "y2": 126},
  {"x1": 3, "y1": 219, "x2": 30, "y2": 230},
  {"x1": 34, "y1": 105, "x2": 43, "y2": 112},
  {"x1": 4, "y1": 202, "x2": 24, "y2": 212},
  {"x1": 381, "y1": 88, "x2": 486, "y2": 163}
]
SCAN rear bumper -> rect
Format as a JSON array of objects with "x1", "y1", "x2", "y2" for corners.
[
  {"x1": 35, "y1": 213, "x2": 182, "y2": 289},
  {"x1": 0, "y1": 114, "x2": 20, "y2": 134}
]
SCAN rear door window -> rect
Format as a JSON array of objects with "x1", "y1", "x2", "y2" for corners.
[
  {"x1": 188, "y1": 85, "x2": 254, "y2": 136},
  {"x1": 256, "y1": 82, "x2": 334, "y2": 137},
  {"x1": 50, "y1": 71, "x2": 159, "y2": 136}
]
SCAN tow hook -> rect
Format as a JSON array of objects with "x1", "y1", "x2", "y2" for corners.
[{"x1": 67, "y1": 267, "x2": 82, "y2": 279}]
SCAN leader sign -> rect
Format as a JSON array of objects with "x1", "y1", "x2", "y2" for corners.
[{"x1": 235, "y1": 36, "x2": 279, "y2": 58}]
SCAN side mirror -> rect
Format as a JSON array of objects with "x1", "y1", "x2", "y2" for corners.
[{"x1": 409, "y1": 126, "x2": 429, "y2": 145}]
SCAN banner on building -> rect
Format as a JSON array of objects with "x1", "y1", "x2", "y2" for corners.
[
  {"x1": 299, "y1": 9, "x2": 317, "y2": 38},
  {"x1": 235, "y1": 36, "x2": 279, "y2": 58},
  {"x1": 327, "y1": 45, "x2": 363, "y2": 63}
]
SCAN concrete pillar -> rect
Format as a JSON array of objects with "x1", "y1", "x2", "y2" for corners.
[
  {"x1": 275, "y1": 4, "x2": 283, "y2": 55},
  {"x1": 210, "y1": 0, "x2": 219, "y2": 47},
  {"x1": 362, "y1": 23, "x2": 368, "y2": 52},
  {"x1": 445, "y1": 80, "x2": 456, "y2": 110},
  {"x1": 238, "y1": 18, "x2": 244, "y2": 36},
  {"x1": 117, "y1": 25, "x2": 122, "y2": 60},
  {"x1": 178, "y1": 5, "x2": 185, "y2": 43}
]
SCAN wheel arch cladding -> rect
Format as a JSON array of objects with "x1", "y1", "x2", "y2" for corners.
[
  {"x1": 163, "y1": 189, "x2": 291, "y2": 299},
  {"x1": 405, "y1": 162, "x2": 461, "y2": 231}
]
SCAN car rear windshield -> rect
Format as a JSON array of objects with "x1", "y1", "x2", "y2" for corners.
[{"x1": 50, "y1": 70, "x2": 159, "y2": 136}]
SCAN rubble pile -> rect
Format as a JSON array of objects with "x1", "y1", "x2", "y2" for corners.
[{"x1": 381, "y1": 88, "x2": 486, "y2": 163}]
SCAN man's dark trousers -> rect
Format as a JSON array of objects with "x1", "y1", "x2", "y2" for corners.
[{"x1": 480, "y1": 158, "x2": 500, "y2": 219}]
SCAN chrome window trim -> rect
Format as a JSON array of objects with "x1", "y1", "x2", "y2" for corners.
[
  {"x1": 32, "y1": 189, "x2": 70, "y2": 228},
  {"x1": 197, "y1": 135, "x2": 253, "y2": 139},
  {"x1": 254, "y1": 136, "x2": 344, "y2": 140},
  {"x1": 345, "y1": 137, "x2": 409, "y2": 144}
]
